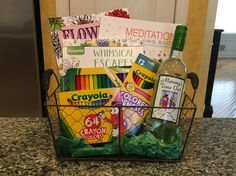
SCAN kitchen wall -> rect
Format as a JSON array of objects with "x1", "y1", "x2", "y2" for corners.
[{"x1": 39, "y1": 0, "x2": 218, "y2": 117}]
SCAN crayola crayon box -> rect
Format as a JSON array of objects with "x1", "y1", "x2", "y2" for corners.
[
  {"x1": 58, "y1": 67, "x2": 124, "y2": 144},
  {"x1": 120, "y1": 54, "x2": 160, "y2": 136}
]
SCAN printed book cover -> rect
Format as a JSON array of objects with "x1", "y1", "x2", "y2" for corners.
[
  {"x1": 98, "y1": 16, "x2": 177, "y2": 62},
  {"x1": 62, "y1": 39, "x2": 143, "y2": 75},
  {"x1": 48, "y1": 8, "x2": 130, "y2": 76}
]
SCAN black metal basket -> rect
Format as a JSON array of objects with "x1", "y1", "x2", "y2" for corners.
[{"x1": 43, "y1": 69, "x2": 199, "y2": 162}]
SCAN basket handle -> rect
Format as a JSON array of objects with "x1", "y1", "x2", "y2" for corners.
[
  {"x1": 187, "y1": 72, "x2": 199, "y2": 101},
  {"x1": 187, "y1": 72, "x2": 199, "y2": 90}
]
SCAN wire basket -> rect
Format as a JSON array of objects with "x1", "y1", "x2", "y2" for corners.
[{"x1": 44, "y1": 69, "x2": 198, "y2": 162}]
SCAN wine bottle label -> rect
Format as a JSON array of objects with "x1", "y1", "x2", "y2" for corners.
[
  {"x1": 152, "y1": 75, "x2": 184, "y2": 123},
  {"x1": 172, "y1": 50, "x2": 183, "y2": 59}
]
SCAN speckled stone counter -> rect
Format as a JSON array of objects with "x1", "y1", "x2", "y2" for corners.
[{"x1": 0, "y1": 117, "x2": 235, "y2": 176}]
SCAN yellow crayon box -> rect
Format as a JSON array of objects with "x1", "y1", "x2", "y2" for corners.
[
  {"x1": 58, "y1": 67, "x2": 124, "y2": 144},
  {"x1": 120, "y1": 54, "x2": 160, "y2": 136}
]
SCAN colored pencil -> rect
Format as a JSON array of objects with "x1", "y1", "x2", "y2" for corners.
[
  {"x1": 134, "y1": 74, "x2": 142, "y2": 86},
  {"x1": 146, "y1": 81, "x2": 153, "y2": 89},
  {"x1": 137, "y1": 77, "x2": 143, "y2": 86},
  {"x1": 75, "y1": 75, "x2": 81, "y2": 90},
  {"x1": 85, "y1": 75, "x2": 90, "y2": 89},
  {"x1": 89, "y1": 75, "x2": 94, "y2": 89},
  {"x1": 97, "y1": 75, "x2": 102, "y2": 89},
  {"x1": 80, "y1": 75, "x2": 85, "y2": 90},
  {"x1": 141, "y1": 80, "x2": 147, "y2": 89},
  {"x1": 93, "y1": 75, "x2": 98, "y2": 89},
  {"x1": 68, "y1": 69, "x2": 77, "y2": 91},
  {"x1": 73, "y1": 72, "x2": 122, "y2": 90}
]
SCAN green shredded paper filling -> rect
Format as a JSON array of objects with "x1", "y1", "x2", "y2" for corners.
[{"x1": 55, "y1": 118, "x2": 183, "y2": 160}]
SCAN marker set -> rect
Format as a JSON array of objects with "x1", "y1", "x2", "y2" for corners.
[
  {"x1": 75, "y1": 74, "x2": 115, "y2": 90},
  {"x1": 59, "y1": 88, "x2": 121, "y2": 144},
  {"x1": 60, "y1": 67, "x2": 124, "y2": 92},
  {"x1": 59, "y1": 67, "x2": 123, "y2": 106},
  {"x1": 58, "y1": 67, "x2": 122, "y2": 144}
]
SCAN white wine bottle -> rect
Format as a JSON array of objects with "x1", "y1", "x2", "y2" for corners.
[{"x1": 148, "y1": 25, "x2": 188, "y2": 128}]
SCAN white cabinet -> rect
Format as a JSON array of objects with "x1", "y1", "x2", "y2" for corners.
[{"x1": 56, "y1": 0, "x2": 188, "y2": 24}]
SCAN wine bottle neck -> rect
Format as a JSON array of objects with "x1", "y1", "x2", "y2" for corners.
[
  {"x1": 170, "y1": 25, "x2": 187, "y2": 59},
  {"x1": 171, "y1": 50, "x2": 183, "y2": 59}
]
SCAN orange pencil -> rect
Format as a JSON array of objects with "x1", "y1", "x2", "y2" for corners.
[
  {"x1": 139, "y1": 79, "x2": 144, "y2": 87},
  {"x1": 80, "y1": 75, "x2": 85, "y2": 90},
  {"x1": 85, "y1": 75, "x2": 90, "y2": 89}
]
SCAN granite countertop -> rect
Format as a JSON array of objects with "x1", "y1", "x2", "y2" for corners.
[{"x1": 0, "y1": 117, "x2": 236, "y2": 176}]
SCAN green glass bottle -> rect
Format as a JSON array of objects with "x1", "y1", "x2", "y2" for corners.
[{"x1": 145, "y1": 25, "x2": 188, "y2": 131}]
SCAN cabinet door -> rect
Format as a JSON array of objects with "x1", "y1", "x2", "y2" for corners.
[{"x1": 57, "y1": 0, "x2": 188, "y2": 24}]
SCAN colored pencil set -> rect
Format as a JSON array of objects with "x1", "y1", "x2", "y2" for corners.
[
  {"x1": 75, "y1": 74, "x2": 115, "y2": 90},
  {"x1": 120, "y1": 54, "x2": 160, "y2": 136},
  {"x1": 132, "y1": 71, "x2": 154, "y2": 89}
]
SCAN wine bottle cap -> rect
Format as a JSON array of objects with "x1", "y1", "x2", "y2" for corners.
[{"x1": 172, "y1": 25, "x2": 188, "y2": 51}]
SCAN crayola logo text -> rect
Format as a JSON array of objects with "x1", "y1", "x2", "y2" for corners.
[
  {"x1": 135, "y1": 70, "x2": 155, "y2": 82},
  {"x1": 71, "y1": 92, "x2": 108, "y2": 101}
]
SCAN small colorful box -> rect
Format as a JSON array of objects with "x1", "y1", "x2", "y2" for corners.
[{"x1": 120, "y1": 54, "x2": 160, "y2": 136}]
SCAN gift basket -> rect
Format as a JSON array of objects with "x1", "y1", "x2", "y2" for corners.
[
  {"x1": 45, "y1": 8, "x2": 199, "y2": 162},
  {"x1": 44, "y1": 69, "x2": 198, "y2": 162}
]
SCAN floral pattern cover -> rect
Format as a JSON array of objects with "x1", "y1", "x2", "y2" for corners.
[{"x1": 48, "y1": 8, "x2": 130, "y2": 75}]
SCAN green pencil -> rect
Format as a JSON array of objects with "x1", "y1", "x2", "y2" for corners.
[
  {"x1": 93, "y1": 75, "x2": 98, "y2": 89},
  {"x1": 97, "y1": 74, "x2": 102, "y2": 89},
  {"x1": 67, "y1": 68, "x2": 79, "y2": 91}
]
